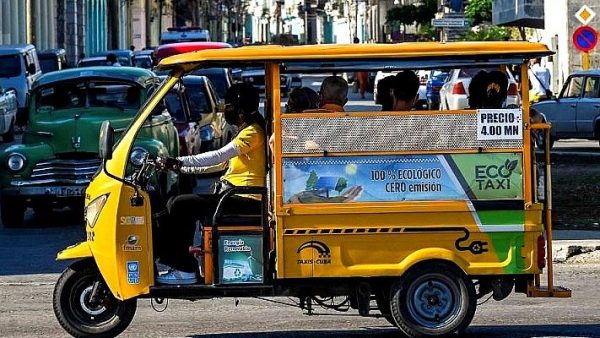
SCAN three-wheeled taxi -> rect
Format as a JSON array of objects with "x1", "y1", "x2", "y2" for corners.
[{"x1": 53, "y1": 42, "x2": 570, "y2": 338}]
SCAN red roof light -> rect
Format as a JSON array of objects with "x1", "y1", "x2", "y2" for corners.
[{"x1": 155, "y1": 42, "x2": 232, "y2": 61}]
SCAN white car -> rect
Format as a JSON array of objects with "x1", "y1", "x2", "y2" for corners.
[
  {"x1": 439, "y1": 68, "x2": 520, "y2": 110},
  {"x1": 373, "y1": 70, "x2": 427, "y2": 110}
]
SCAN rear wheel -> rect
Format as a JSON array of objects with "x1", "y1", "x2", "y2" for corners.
[
  {"x1": 390, "y1": 262, "x2": 476, "y2": 338},
  {"x1": 53, "y1": 260, "x2": 137, "y2": 338},
  {"x1": 1, "y1": 197, "x2": 25, "y2": 228},
  {"x1": 375, "y1": 289, "x2": 397, "y2": 327}
]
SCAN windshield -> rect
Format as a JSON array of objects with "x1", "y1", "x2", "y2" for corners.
[
  {"x1": 164, "y1": 90, "x2": 186, "y2": 122},
  {"x1": 193, "y1": 68, "x2": 228, "y2": 98},
  {"x1": 185, "y1": 84, "x2": 210, "y2": 118},
  {"x1": 458, "y1": 67, "x2": 502, "y2": 78},
  {"x1": 133, "y1": 57, "x2": 153, "y2": 69},
  {"x1": 35, "y1": 81, "x2": 142, "y2": 112},
  {"x1": 39, "y1": 57, "x2": 59, "y2": 73},
  {"x1": 0, "y1": 55, "x2": 22, "y2": 78}
]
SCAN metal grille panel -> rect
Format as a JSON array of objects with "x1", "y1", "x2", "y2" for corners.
[
  {"x1": 281, "y1": 114, "x2": 522, "y2": 154},
  {"x1": 12, "y1": 159, "x2": 101, "y2": 186}
]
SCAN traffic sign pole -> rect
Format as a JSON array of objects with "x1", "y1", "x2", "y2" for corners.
[{"x1": 583, "y1": 52, "x2": 590, "y2": 70}]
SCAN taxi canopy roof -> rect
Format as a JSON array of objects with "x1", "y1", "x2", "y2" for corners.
[{"x1": 157, "y1": 41, "x2": 553, "y2": 73}]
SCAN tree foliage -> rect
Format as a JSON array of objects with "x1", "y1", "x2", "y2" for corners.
[
  {"x1": 306, "y1": 170, "x2": 318, "y2": 190},
  {"x1": 387, "y1": 0, "x2": 438, "y2": 33},
  {"x1": 464, "y1": 0, "x2": 493, "y2": 26},
  {"x1": 334, "y1": 177, "x2": 348, "y2": 194},
  {"x1": 463, "y1": 25, "x2": 510, "y2": 41}
]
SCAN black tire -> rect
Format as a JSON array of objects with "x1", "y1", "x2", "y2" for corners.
[
  {"x1": 1, "y1": 197, "x2": 25, "y2": 228},
  {"x1": 2, "y1": 119, "x2": 15, "y2": 142},
  {"x1": 534, "y1": 126, "x2": 554, "y2": 150},
  {"x1": 375, "y1": 289, "x2": 397, "y2": 327},
  {"x1": 390, "y1": 262, "x2": 476, "y2": 338},
  {"x1": 53, "y1": 260, "x2": 137, "y2": 338}
]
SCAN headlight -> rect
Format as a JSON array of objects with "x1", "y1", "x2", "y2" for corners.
[
  {"x1": 7, "y1": 153, "x2": 26, "y2": 172},
  {"x1": 85, "y1": 194, "x2": 108, "y2": 229},
  {"x1": 129, "y1": 147, "x2": 148, "y2": 166},
  {"x1": 199, "y1": 125, "x2": 215, "y2": 141},
  {"x1": 248, "y1": 77, "x2": 254, "y2": 82}
]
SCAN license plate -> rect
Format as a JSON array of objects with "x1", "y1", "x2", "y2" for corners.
[{"x1": 52, "y1": 186, "x2": 85, "y2": 197}]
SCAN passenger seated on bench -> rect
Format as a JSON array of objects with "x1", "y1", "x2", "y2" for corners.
[
  {"x1": 317, "y1": 76, "x2": 348, "y2": 112},
  {"x1": 390, "y1": 70, "x2": 420, "y2": 111},
  {"x1": 156, "y1": 83, "x2": 266, "y2": 285}
]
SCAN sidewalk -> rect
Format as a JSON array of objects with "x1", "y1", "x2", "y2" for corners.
[{"x1": 552, "y1": 230, "x2": 600, "y2": 263}]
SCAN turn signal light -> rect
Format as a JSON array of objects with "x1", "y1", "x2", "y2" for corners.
[
  {"x1": 452, "y1": 82, "x2": 466, "y2": 95},
  {"x1": 508, "y1": 83, "x2": 518, "y2": 96}
]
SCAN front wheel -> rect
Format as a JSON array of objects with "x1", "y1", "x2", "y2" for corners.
[
  {"x1": 390, "y1": 262, "x2": 476, "y2": 338},
  {"x1": 53, "y1": 260, "x2": 137, "y2": 338}
]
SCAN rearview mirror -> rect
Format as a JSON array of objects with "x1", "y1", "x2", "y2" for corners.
[{"x1": 99, "y1": 120, "x2": 114, "y2": 160}]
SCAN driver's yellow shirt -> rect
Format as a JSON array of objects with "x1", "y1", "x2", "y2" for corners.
[{"x1": 222, "y1": 123, "x2": 266, "y2": 187}]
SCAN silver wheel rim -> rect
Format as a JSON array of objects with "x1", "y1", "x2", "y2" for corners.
[
  {"x1": 406, "y1": 273, "x2": 461, "y2": 329},
  {"x1": 79, "y1": 286, "x2": 107, "y2": 316}
]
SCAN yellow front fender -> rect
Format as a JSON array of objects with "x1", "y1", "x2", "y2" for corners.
[{"x1": 57, "y1": 242, "x2": 92, "y2": 261}]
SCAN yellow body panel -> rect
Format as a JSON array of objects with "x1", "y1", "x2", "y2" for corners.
[{"x1": 57, "y1": 242, "x2": 92, "y2": 260}]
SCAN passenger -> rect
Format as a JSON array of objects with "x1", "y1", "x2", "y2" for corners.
[
  {"x1": 469, "y1": 71, "x2": 508, "y2": 109},
  {"x1": 319, "y1": 76, "x2": 348, "y2": 112},
  {"x1": 481, "y1": 71, "x2": 508, "y2": 109},
  {"x1": 106, "y1": 53, "x2": 121, "y2": 67},
  {"x1": 468, "y1": 71, "x2": 489, "y2": 109},
  {"x1": 390, "y1": 70, "x2": 420, "y2": 111},
  {"x1": 156, "y1": 83, "x2": 266, "y2": 284},
  {"x1": 285, "y1": 87, "x2": 319, "y2": 113},
  {"x1": 376, "y1": 75, "x2": 396, "y2": 111}
]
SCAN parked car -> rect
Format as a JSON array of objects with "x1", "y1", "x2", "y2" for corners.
[
  {"x1": 0, "y1": 44, "x2": 42, "y2": 127},
  {"x1": 91, "y1": 49, "x2": 134, "y2": 66},
  {"x1": 37, "y1": 49, "x2": 68, "y2": 73},
  {"x1": 160, "y1": 75, "x2": 234, "y2": 157},
  {"x1": 532, "y1": 70, "x2": 600, "y2": 149},
  {"x1": 0, "y1": 82, "x2": 18, "y2": 141},
  {"x1": 132, "y1": 50, "x2": 154, "y2": 69},
  {"x1": 154, "y1": 42, "x2": 233, "y2": 99},
  {"x1": 160, "y1": 26, "x2": 211, "y2": 44},
  {"x1": 439, "y1": 67, "x2": 520, "y2": 110},
  {"x1": 0, "y1": 67, "x2": 179, "y2": 227},
  {"x1": 426, "y1": 70, "x2": 449, "y2": 110},
  {"x1": 373, "y1": 70, "x2": 427, "y2": 109},
  {"x1": 241, "y1": 67, "x2": 292, "y2": 97}
]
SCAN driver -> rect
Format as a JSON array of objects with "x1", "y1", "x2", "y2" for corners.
[{"x1": 156, "y1": 83, "x2": 266, "y2": 284}]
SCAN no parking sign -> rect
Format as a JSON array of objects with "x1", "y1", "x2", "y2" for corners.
[{"x1": 573, "y1": 26, "x2": 598, "y2": 52}]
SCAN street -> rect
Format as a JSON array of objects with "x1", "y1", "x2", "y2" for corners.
[
  {"x1": 2, "y1": 79, "x2": 600, "y2": 338},
  {"x1": 0, "y1": 264, "x2": 599, "y2": 338}
]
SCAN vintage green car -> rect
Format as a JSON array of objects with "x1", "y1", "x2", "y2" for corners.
[{"x1": 0, "y1": 67, "x2": 179, "y2": 227}]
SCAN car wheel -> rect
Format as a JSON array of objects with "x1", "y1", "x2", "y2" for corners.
[
  {"x1": 375, "y1": 288, "x2": 397, "y2": 327},
  {"x1": 1, "y1": 197, "x2": 25, "y2": 228},
  {"x1": 535, "y1": 130, "x2": 554, "y2": 150},
  {"x1": 53, "y1": 260, "x2": 137, "y2": 338},
  {"x1": 390, "y1": 262, "x2": 476, "y2": 338},
  {"x1": 2, "y1": 119, "x2": 15, "y2": 142}
]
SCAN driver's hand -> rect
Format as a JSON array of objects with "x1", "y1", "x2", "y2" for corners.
[{"x1": 156, "y1": 156, "x2": 182, "y2": 171}]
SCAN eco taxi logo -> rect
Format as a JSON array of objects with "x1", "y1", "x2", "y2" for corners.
[
  {"x1": 475, "y1": 159, "x2": 518, "y2": 190},
  {"x1": 296, "y1": 241, "x2": 332, "y2": 265}
]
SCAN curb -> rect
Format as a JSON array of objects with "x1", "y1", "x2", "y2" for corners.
[{"x1": 552, "y1": 240, "x2": 600, "y2": 263}]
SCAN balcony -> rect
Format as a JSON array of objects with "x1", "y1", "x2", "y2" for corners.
[{"x1": 492, "y1": 0, "x2": 544, "y2": 29}]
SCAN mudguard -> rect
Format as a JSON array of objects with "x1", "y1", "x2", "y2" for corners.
[{"x1": 57, "y1": 242, "x2": 92, "y2": 261}]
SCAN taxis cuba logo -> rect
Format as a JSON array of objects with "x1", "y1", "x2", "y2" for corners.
[
  {"x1": 296, "y1": 241, "x2": 332, "y2": 265},
  {"x1": 475, "y1": 159, "x2": 518, "y2": 190}
]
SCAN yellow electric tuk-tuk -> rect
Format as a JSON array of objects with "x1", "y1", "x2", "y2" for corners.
[{"x1": 53, "y1": 42, "x2": 570, "y2": 338}]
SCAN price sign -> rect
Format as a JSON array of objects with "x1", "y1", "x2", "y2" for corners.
[{"x1": 477, "y1": 109, "x2": 522, "y2": 141}]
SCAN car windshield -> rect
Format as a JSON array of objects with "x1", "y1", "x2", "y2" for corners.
[
  {"x1": 133, "y1": 57, "x2": 153, "y2": 69},
  {"x1": 164, "y1": 90, "x2": 186, "y2": 122},
  {"x1": 185, "y1": 83, "x2": 211, "y2": 118},
  {"x1": 39, "y1": 57, "x2": 59, "y2": 73},
  {"x1": 35, "y1": 81, "x2": 142, "y2": 112},
  {"x1": 193, "y1": 69, "x2": 228, "y2": 98},
  {"x1": 0, "y1": 55, "x2": 21, "y2": 77},
  {"x1": 458, "y1": 67, "x2": 502, "y2": 78}
]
